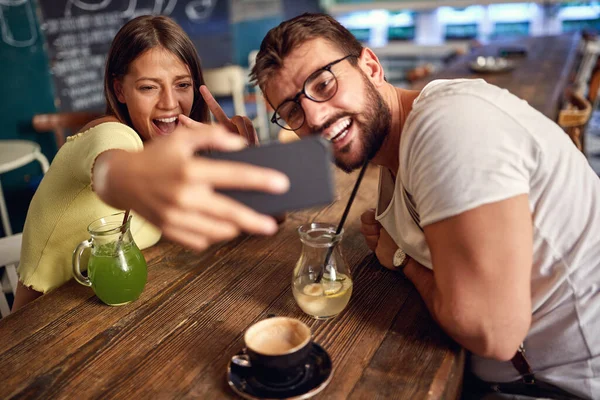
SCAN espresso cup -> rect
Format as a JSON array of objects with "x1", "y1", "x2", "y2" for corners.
[{"x1": 232, "y1": 317, "x2": 312, "y2": 384}]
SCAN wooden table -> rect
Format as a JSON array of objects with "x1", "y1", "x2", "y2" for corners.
[
  {"x1": 412, "y1": 33, "x2": 582, "y2": 121},
  {"x1": 0, "y1": 167, "x2": 464, "y2": 399}
]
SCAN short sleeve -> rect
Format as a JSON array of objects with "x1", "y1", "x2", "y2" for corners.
[
  {"x1": 402, "y1": 94, "x2": 537, "y2": 227},
  {"x1": 70, "y1": 122, "x2": 143, "y2": 184}
]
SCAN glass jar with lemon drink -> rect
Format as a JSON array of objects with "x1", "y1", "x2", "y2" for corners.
[{"x1": 292, "y1": 223, "x2": 353, "y2": 320}]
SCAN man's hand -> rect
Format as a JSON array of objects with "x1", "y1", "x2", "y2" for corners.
[
  {"x1": 360, "y1": 208, "x2": 381, "y2": 251},
  {"x1": 94, "y1": 118, "x2": 289, "y2": 251},
  {"x1": 200, "y1": 85, "x2": 258, "y2": 146},
  {"x1": 375, "y1": 229, "x2": 398, "y2": 270},
  {"x1": 360, "y1": 208, "x2": 398, "y2": 270}
]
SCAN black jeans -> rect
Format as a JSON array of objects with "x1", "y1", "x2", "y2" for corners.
[{"x1": 462, "y1": 371, "x2": 583, "y2": 400}]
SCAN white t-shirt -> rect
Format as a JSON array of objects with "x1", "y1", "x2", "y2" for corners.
[{"x1": 376, "y1": 79, "x2": 600, "y2": 398}]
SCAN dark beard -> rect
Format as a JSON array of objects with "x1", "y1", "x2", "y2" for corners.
[{"x1": 334, "y1": 75, "x2": 391, "y2": 173}]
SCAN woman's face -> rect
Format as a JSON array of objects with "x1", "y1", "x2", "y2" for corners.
[{"x1": 115, "y1": 47, "x2": 194, "y2": 141}]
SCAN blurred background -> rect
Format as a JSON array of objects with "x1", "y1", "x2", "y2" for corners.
[{"x1": 2, "y1": 0, "x2": 600, "y2": 235}]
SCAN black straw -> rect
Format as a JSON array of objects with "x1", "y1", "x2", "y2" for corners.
[
  {"x1": 116, "y1": 209, "x2": 130, "y2": 251},
  {"x1": 316, "y1": 160, "x2": 369, "y2": 283}
]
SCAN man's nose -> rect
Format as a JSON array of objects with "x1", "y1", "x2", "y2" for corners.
[{"x1": 300, "y1": 97, "x2": 329, "y2": 130}]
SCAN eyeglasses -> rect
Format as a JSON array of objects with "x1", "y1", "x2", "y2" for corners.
[{"x1": 271, "y1": 55, "x2": 357, "y2": 131}]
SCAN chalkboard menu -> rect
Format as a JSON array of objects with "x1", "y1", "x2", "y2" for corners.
[{"x1": 37, "y1": 0, "x2": 231, "y2": 113}]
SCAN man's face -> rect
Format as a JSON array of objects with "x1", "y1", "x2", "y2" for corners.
[{"x1": 264, "y1": 39, "x2": 390, "y2": 172}]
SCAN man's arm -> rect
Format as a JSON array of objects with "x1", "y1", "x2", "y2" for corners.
[{"x1": 405, "y1": 194, "x2": 533, "y2": 361}]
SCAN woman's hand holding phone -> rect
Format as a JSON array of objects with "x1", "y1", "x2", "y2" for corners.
[{"x1": 94, "y1": 117, "x2": 289, "y2": 252}]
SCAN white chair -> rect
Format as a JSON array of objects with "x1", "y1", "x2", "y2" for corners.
[
  {"x1": 0, "y1": 140, "x2": 49, "y2": 237},
  {"x1": 202, "y1": 65, "x2": 248, "y2": 118},
  {"x1": 0, "y1": 233, "x2": 22, "y2": 317},
  {"x1": 0, "y1": 140, "x2": 48, "y2": 317},
  {"x1": 203, "y1": 62, "x2": 271, "y2": 142}
]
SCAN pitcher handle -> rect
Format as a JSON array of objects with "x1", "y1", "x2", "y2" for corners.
[{"x1": 72, "y1": 239, "x2": 92, "y2": 287}]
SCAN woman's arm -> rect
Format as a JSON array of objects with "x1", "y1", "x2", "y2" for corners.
[{"x1": 11, "y1": 281, "x2": 42, "y2": 313}]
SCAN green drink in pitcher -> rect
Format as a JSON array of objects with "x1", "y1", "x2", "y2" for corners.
[
  {"x1": 73, "y1": 212, "x2": 148, "y2": 306},
  {"x1": 87, "y1": 241, "x2": 147, "y2": 306}
]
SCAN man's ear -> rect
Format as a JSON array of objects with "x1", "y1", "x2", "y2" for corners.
[
  {"x1": 113, "y1": 79, "x2": 126, "y2": 103},
  {"x1": 358, "y1": 47, "x2": 386, "y2": 87}
]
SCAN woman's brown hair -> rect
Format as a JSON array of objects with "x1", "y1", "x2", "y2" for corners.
[{"x1": 104, "y1": 15, "x2": 209, "y2": 126}]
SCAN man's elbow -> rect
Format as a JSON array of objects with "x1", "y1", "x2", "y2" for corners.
[
  {"x1": 435, "y1": 301, "x2": 531, "y2": 362},
  {"x1": 479, "y1": 335, "x2": 526, "y2": 362}
]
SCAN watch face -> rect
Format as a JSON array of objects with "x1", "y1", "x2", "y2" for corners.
[{"x1": 393, "y1": 249, "x2": 407, "y2": 267}]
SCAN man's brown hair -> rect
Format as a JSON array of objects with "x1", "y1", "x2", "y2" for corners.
[
  {"x1": 250, "y1": 13, "x2": 363, "y2": 98},
  {"x1": 104, "y1": 15, "x2": 209, "y2": 127}
]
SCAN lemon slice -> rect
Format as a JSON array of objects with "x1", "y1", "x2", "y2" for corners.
[
  {"x1": 326, "y1": 279, "x2": 353, "y2": 298},
  {"x1": 303, "y1": 283, "x2": 324, "y2": 297},
  {"x1": 322, "y1": 281, "x2": 343, "y2": 296}
]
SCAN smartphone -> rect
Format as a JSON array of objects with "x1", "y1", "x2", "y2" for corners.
[{"x1": 206, "y1": 136, "x2": 335, "y2": 215}]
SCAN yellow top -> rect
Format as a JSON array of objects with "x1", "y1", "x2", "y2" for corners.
[{"x1": 18, "y1": 122, "x2": 161, "y2": 293}]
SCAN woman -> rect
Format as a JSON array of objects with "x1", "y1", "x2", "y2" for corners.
[{"x1": 12, "y1": 16, "x2": 289, "y2": 311}]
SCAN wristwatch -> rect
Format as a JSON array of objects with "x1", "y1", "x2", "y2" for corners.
[{"x1": 392, "y1": 248, "x2": 409, "y2": 271}]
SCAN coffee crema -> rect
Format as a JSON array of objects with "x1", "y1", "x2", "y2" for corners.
[{"x1": 245, "y1": 317, "x2": 311, "y2": 356}]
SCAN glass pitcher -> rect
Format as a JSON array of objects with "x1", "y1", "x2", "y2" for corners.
[
  {"x1": 292, "y1": 222, "x2": 353, "y2": 320},
  {"x1": 72, "y1": 212, "x2": 147, "y2": 306}
]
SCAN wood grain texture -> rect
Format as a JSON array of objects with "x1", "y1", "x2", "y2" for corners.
[
  {"x1": 411, "y1": 34, "x2": 581, "y2": 122},
  {"x1": 0, "y1": 167, "x2": 463, "y2": 399}
]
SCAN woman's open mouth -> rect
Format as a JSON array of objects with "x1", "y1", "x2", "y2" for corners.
[{"x1": 152, "y1": 116, "x2": 179, "y2": 136}]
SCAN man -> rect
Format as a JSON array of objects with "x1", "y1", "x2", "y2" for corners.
[{"x1": 251, "y1": 13, "x2": 600, "y2": 399}]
